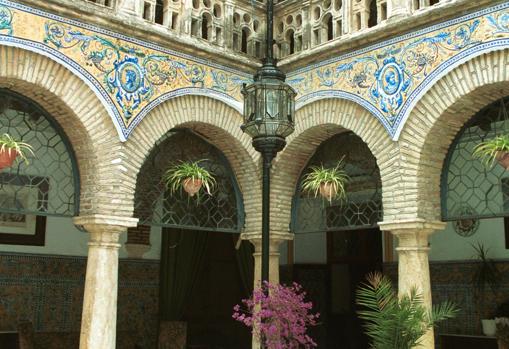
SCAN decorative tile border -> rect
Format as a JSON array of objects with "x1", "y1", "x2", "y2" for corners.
[
  {"x1": 0, "y1": 0, "x2": 250, "y2": 141},
  {"x1": 0, "y1": 1, "x2": 508, "y2": 140},
  {"x1": 290, "y1": 2, "x2": 509, "y2": 140}
]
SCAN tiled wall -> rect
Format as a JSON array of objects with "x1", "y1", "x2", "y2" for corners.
[
  {"x1": 0, "y1": 253, "x2": 159, "y2": 349},
  {"x1": 384, "y1": 261, "x2": 509, "y2": 336}
]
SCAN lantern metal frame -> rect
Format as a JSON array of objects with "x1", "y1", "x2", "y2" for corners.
[{"x1": 241, "y1": 0, "x2": 296, "y2": 283}]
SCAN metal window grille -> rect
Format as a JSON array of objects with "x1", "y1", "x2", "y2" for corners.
[
  {"x1": 291, "y1": 131, "x2": 382, "y2": 234},
  {"x1": 0, "y1": 89, "x2": 80, "y2": 217},
  {"x1": 134, "y1": 129, "x2": 244, "y2": 233},
  {"x1": 442, "y1": 97, "x2": 509, "y2": 221}
]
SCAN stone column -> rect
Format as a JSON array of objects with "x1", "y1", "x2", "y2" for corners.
[
  {"x1": 117, "y1": 0, "x2": 141, "y2": 16},
  {"x1": 387, "y1": 0, "x2": 411, "y2": 21},
  {"x1": 243, "y1": 232, "x2": 293, "y2": 286},
  {"x1": 379, "y1": 219, "x2": 445, "y2": 349},
  {"x1": 74, "y1": 215, "x2": 138, "y2": 349},
  {"x1": 224, "y1": 0, "x2": 235, "y2": 50},
  {"x1": 242, "y1": 232, "x2": 293, "y2": 349}
]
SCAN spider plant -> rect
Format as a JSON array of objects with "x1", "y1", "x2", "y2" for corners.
[
  {"x1": 472, "y1": 135, "x2": 509, "y2": 168},
  {"x1": 356, "y1": 272, "x2": 458, "y2": 349},
  {"x1": 0, "y1": 133, "x2": 34, "y2": 165},
  {"x1": 301, "y1": 160, "x2": 349, "y2": 202},
  {"x1": 163, "y1": 160, "x2": 216, "y2": 199}
]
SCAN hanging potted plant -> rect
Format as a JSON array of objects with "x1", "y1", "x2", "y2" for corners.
[
  {"x1": 163, "y1": 160, "x2": 216, "y2": 198},
  {"x1": 301, "y1": 161, "x2": 349, "y2": 202},
  {"x1": 473, "y1": 135, "x2": 509, "y2": 169},
  {"x1": 0, "y1": 133, "x2": 33, "y2": 170}
]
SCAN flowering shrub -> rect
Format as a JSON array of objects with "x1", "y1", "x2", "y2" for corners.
[{"x1": 232, "y1": 282, "x2": 319, "y2": 349}]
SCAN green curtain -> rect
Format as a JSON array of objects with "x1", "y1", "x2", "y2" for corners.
[
  {"x1": 234, "y1": 235, "x2": 254, "y2": 297},
  {"x1": 159, "y1": 228, "x2": 209, "y2": 321}
]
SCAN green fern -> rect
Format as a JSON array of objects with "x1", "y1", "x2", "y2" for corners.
[{"x1": 356, "y1": 272, "x2": 458, "y2": 349}]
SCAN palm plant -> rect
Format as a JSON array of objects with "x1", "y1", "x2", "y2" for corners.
[
  {"x1": 472, "y1": 242, "x2": 500, "y2": 295},
  {"x1": 0, "y1": 133, "x2": 34, "y2": 169},
  {"x1": 301, "y1": 160, "x2": 349, "y2": 202},
  {"x1": 356, "y1": 272, "x2": 458, "y2": 349},
  {"x1": 473, "y1": 135, "x2": 509, "y2": 169},
  {"x1": 163, "y1": 160, "x2": 216, "y2": 199}
]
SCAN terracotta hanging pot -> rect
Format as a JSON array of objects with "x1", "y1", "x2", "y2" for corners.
[
  {"x1": 319, "y1": 182, "x2": 337, "y2": 201},
  {"x1": 182, "y1": 178, "x2": 203, "y2": 197},
  {"x1": 0, "y1": 149, "x2": 18, "y2": 170},
  {"x1": 496, "y1": 151, "x2": 509, "y2": 169}
]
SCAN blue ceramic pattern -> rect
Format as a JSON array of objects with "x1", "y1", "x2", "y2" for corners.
[
  {"x1": 0, "y1": 0, "x2": 508, "y2": 141},
  {"x1": 0, "y1": 5, "x2": 12, "y2": 35}
]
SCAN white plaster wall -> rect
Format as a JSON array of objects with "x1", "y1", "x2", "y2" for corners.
[
  {"x1": 0, "y1": 216, "x2": 164, "y2": 259},
  {"x1": 0, "y1": 216, "x2": 94, "y2": 256},
  {"x1": 429, "y1": 217, "x2": 509, "y2": 261}
]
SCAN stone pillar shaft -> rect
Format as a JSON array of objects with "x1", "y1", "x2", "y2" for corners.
[
  {"x1": 387, "y1": 0, "x2": 411, "y2": 20},
  {"x1": 243, "y1": 232, "x2": 293, "y2": 349},
  {"x1": 74, "y1": 215, "x2": 138, "y2": 349},
  {"x1": 379, "y1": 220, "x2": 445, "y2": 349}
]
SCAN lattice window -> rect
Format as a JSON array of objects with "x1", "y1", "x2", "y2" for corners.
[
  {"x1": 442, "y1": 97, "x2": 509, "y2": 221},
  {"x1": 292, "y1": 132, "x2": 382, "y2": 233},
  {"x1": 134, "y1": 130, "x2": 244, "y2": 233},
  {"x1": 0, "y1": 90, "x2": 79, "y2": 217}
]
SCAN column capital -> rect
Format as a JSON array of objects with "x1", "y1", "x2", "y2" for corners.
[
  {"x1": 242, "y1": 232, "x2": 293, "y2": 245},
  {"x1": 380, "y1": 219, "x2": 445, "y2": 250},
  {"x1": 378, "y1": 219, "x2": 445, "y2": 234},
  {"x1": 74, "y1": 214, "x2": 138, "y2": 231}
]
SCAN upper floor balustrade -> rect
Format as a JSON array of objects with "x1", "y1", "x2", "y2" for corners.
[{"x1": 60, "y1": 0, "x2": 476, "y2": 65}]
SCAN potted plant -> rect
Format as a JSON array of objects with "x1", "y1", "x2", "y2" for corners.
[
  {"x1": 232, "y1": 281, "x2": 320, "y2": 348},
  {"x1": 473, "y1": 135, "x2": 509, "y2": 169},
  {"x1": 356, "y1": 272, "x2": 458, "y2": 349},
  {"x1": 0, "y1": 133, "x2": 33, "y2": 170},
  {"x1": 472, "y1": 242, "x2": 501, "y2": 336},
  {"x1": 301, "y1": 161, "x2": 349, "y2": 202},
  {"x1": 163, "y1": 160, "x2": 216, "y2": 198}
]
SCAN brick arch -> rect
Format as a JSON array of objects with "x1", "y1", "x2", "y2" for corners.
[
  {"x1": 125, "y1": 95, "x2": 262, "y2": 235},
  {"x1": 0, "y1": 45, "x2": 129, "y2": 217},
  {"x1": 397, "y1": 49, "x2": 509, "y2": 222},
  {"x1": 271, "y1": 98, "x2": 395, "y2": 234}
]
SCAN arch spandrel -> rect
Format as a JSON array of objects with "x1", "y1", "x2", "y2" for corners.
[
  {"x1": 396, "y1": 49, "x2": 509, "y2": 223},
  {"x1": 0, "y1": 0, "x2": 250, "y2": 141},
  {"x1": 289, "y1": 2, "x2": 509, "y2": 140},
  {"x1": 4, "y1": 1, "x2": 509, "y2": 142}
]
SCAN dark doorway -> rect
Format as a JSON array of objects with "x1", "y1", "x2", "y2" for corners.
[
  {"x1": 326, "y1": 228, "x2": 383, "y2": 348},
  {"x1": 159, "y1": 229, "x2": 252, "y2": 349}
]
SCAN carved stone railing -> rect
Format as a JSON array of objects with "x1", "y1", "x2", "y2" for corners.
[
  {"x1": 76, "y1": 0, "x2": 467, "y2": 62},
  {"x1": 83, "y1": 0, "x2": 115, "y2": 8},
  {"x1": 110, "y1": 0, "x2": 267, "y2": 58},
  {"x1": 273, "y1": 0, "x2": 456, "y2": 59}
]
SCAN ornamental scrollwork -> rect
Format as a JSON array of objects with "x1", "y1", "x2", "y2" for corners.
[
  {"x1": 487, "y1": 13, "x2": 509, "y2": 34},
  {"x1": 0, "y1": 5, "x2": 13, "y2": 36},
  {"x1": 288, "y1": 17, "x2": 485, "y2": 127}
]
